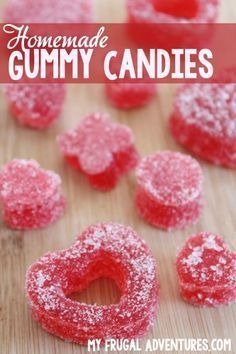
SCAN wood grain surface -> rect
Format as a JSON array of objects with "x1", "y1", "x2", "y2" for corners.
[{"x1": 1, "y1": 1, "x2": 236, "y2": 353}]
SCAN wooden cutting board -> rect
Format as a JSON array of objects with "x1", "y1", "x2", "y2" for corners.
[{"x1": 1, "y1": 1, "x2": 236, "y2": 353}]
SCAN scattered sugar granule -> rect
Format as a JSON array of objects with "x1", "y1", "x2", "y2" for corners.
[{"x1": 26, "y1": 223, "x2": 159, "y2": 345}]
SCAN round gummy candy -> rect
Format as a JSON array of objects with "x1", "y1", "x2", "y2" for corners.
[
  {"x1": 151, "y1": 0, "x2": 199, "y2": 20},
  {"x1": 105, "y1": 83, "x2": 157, "y2": 110},
  {"x1": 0, "y1": 159, "x2": 66, "y2": 230},
  {"x1": 170, "y1": 84, "x2": 236, "y2": 169},
  {"x1": 26, "y1": 223, "x2": 159, "y2": 344},
  {"x1": 57, "y1": 112, "x2": 140, "y2": 191},
  {"x1": 126, "y1": 0, "x2": 218, "y2": 50},
  {"x1": 3, "y1": 0, "x2": 94, "y2": 23},
  {"x1": 135, "y1": 151, "x2": 204, "y2": 231},
  {"x1": 4, "y1": 84, "x2": 66, "y2": 130},
  {"x1": 176, "y1": 232, "x2": 236, "y2": 307},
  {"x1": 127, "y1": 0, "x2": 218, "y2": 24}
]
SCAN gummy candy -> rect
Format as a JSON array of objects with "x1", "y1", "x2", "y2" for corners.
[
  {"x1": 135, "y1": 151, "x2": 203, "y2": 230},
  {"x1": 106, "y1": 83, "x2": 157, "y2": 110},
  {"x1": 170, "y1": 84, "x2": 236, "y2": 169},
  {"x1": 4, "y1": 84, "x2": 66, "y2": 130},
  {"x1": 26, "y1": 223, "x2": 159, "y2": 344},
  {"x1": 3, "y1": 0, "x2": 93, "y2": 23},
  {"x1": 127, "y1": 0, "x2": 219, "y2": 50},
  {"x1": 127, "y1": 0, "x2": 218, "y2": 24},
  {"x1": 176, "y1": 232, "x2": 236, "y2": 307},
  {"x1": 0, "y1": 159, "x2": 66, "y2": 229},
  {"x1": 152, "y1": 0, "x2": 199, "y2": 20},
  {"x1": 57, "y1": 113, "x2": 140, "y2": 191}
]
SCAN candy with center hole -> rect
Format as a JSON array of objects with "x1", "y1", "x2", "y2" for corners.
[
  {"x1": 176, "y1": 232, "x2": 236, "y2": 307},
  {"x1": 3, "y1": 0, "x2": 94, "y2": 22},
  {"x1": 170, "y1": 84, "x2": 236, "y2": 169},
  {"x1": 0, "y1": 159, "x2": 66, "y2": 230},
  {"x1": 135, "y1": 151, "x2": 204, "y2": 230},
  {"x1": 26, "y1": 223, "x2": 159, "y2": 344},
  {"x1": 106, "y1": 83, "x2": 157, "y2": 110},
  {"x1": 4, "y1": 84, "x2": 66, "y2": 130},
  {"x1": 57, "y1": 113, "x2": 140, "y2": 191}
]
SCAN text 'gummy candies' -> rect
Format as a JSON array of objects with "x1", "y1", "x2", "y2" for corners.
[
  {"x1": 105, "y1": 83, "x2": 157, "y2": 110},
  {"x1": 4, "y1": 84, "x2": 66, "y2": 130},
  {"x1": 3, "y1": 0, "x2": 94, "y2": 23},
  {"x1": 0, "y1": 159, "x2": 66, "y2": 230},
  {"x1": 57, "y1": 112, "x2": 140, "y2": 191},
  {"x1": 176, "y1": 232, "x2": 236, "y2": 307},
  {"x1": 170, "y1": 84, "x2": 236, "y2": 169},
  {"x1": 135, "y1": 151, "x2": 204, "y2": 231},
  {"x1": 127, "y1": 0, "x2": 219, "y2": 24},
  {"x1": 26, "y1": 223, "x2": 159, "y2": 344}
]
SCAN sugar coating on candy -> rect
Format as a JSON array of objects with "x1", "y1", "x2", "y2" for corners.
[
  {"x1": 170, "y1": 84, "x2": 236, "y2": 168},
  {"x1": 106, "y1": 83, "x2": 157, "y2": 110},
  {"x1": 152, "y1": 0, "x2": 199, "y2": 20},
  {"x1": 0, "y1": 159, "x2": 66, "y2": 229},
  {"x1": 57, "y1": 113, "x2": 140, "y2": 191},
  {"x1": 135, "y1": 151, "x2": 203, "y2": 230},
  {"x1": 3, "y1": 0, "x2": 93, "y2": 23},
  {"x1": 176, "y1": 232, "x2": 236, "y2": 307},
  {"x1": 127, "y1": 0, "x2": 218, "y2": 23},
  {"x1": 4, "y1": 84, "x2": 66, "y2": 130},
  {"x1": 26, "y1": 223, "x2": 159, "y2": 344}
]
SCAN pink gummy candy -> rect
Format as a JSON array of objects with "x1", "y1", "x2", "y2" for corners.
[
  {"x1": 26, "y1": 223, "x2": 159, "y2": 344},
  {"x1": 127, "y1": 0, "x2": 218, "y2": 24},
  {"x1": 151, "y1": 0, "x2": 199, "y2": 20},
  {"x1": 106, "y1": 83, "x2": 157, "y2": 110},
  {"x1": 57, "y1": 113, "x2": 140, "y2": 191},
  {"x1": 176, "y1": 232, "x2": 236, "y2": 307},
  {"x1": 4, "y1": 84, "x2": 66, "y2": 130},
  {"x1": 135, "y1": 151, "x2": 204, "y2": 231},
  {"x1": 127, "y1": 0, "x2": 218, "y2": 50},
  {"x1": 3, "y1": 0, "x2": 93, "y2": 23},
  {"x1": 0, "y1": 159, "x2": 66, "y2": 230},
  {"x1": 170, "y1": 84, "x2": 236, "y2": 169}
]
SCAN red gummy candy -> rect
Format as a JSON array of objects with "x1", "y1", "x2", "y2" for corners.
[
  {"x1": 4, "y1": 84, "x2": 66, "y2": 130},
  {"x1": 3, "y1": 0, "x2": 93, "y2": 23},
  {"x1": 127, "y1": 0, "x2": 218, "y2": 24},
  {"x1": 135, "y1": 151, "x2": 203, "y2": 231},
  {"x1": 105, "y1": 83, "x2": 157, "y2": 110},
  {"x1": 170, "y1": 84, "x2": 236, "y2": 169},
  {"x1": 0, "y1": 159, "x2": 66, "y2": 230},
  {"x1": 152, "y1": 0, "x2": 198, "y2": 20},
  {"x1": 176, "y1": 232, "x2": 236, "y2": 307},
  {"x1": 127, "y1": 0, "x2": 218, "y2": 50},
  {"x1": 57, "y1": 113, "x2": 140, "y2": 191},
  {"x1": 26, "y1": 223, "x2": 159, "y2": 344}
]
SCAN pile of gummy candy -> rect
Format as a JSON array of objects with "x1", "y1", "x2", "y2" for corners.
[{"x1": 0, "y1": 0, "x2": 235, "y2": 346}]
